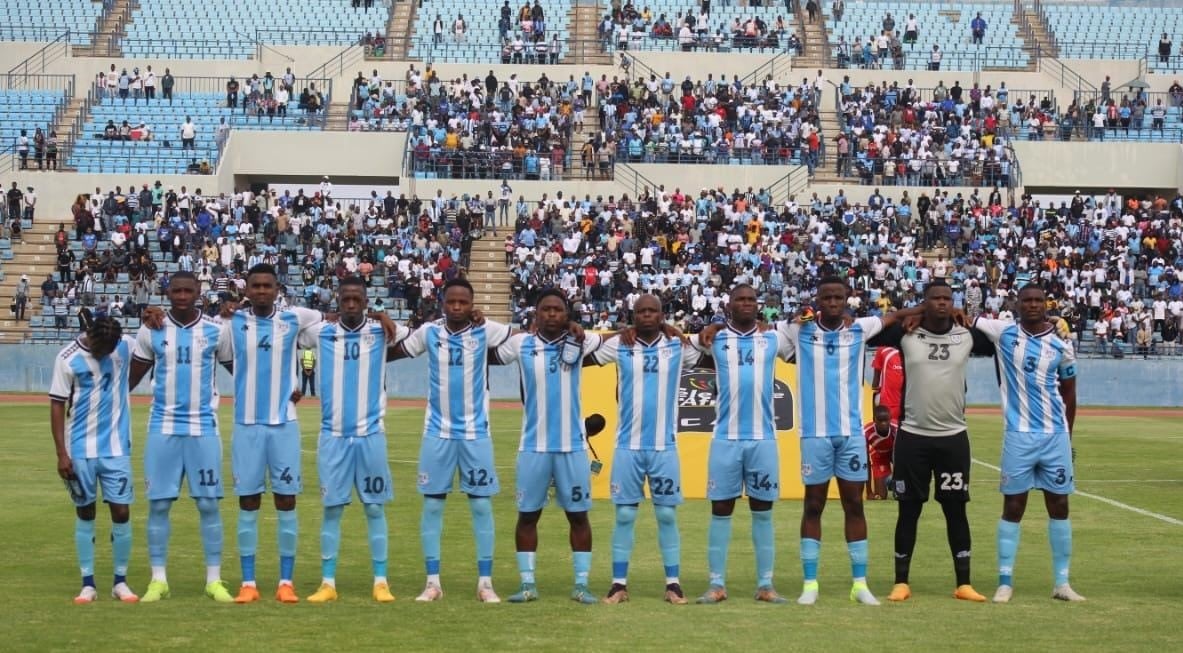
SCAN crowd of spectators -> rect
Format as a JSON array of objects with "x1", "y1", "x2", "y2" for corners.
[
  {"x1": 601, "y1": 1, "x2": 798, "y2": 53},
  {"x1": 501, "y1": 182, "x2": 1183, "y2": 357}
]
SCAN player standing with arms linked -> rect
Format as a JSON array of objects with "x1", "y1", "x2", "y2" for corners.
[
  {"x1": 303, "y1": 277, "x2": 402, "y2": 603},
  {"x1": 50, "y1": 311, "x2": 142, "y2": 604},
  {"x1": 389, "y1": 278, "x2": 512, "y2": 603},
  {"x1": 590, "y1": 294, "x2": 700, "y2": 605},
  {"x1": 691, "y1": 284, "x2": 795, "y2": 605},
  {"x1": 492, "y1": 289, "x2": 604, "y2": 604},
  {"x1": 129, "y1": 271, "x2": 235, "y2": 602},
  {"x1": 871, "y1": 281, "x2": 994, "y2": 603},
  {"x1": 974, "y1": 285, "x2": 1085, "y2": 603}
]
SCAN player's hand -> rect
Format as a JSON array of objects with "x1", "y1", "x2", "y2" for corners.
[
  {"x1": 900, "y1": 313, "x2": 923, "y2": 333},
  {"x1": 289, "y1": 390, "x2": 303, "y2": 404},
  {"x1": 470, "y1": 308, "x2": 486, "y2": 325},
  {"x1": 618, "y1": 326, "x2": 638, "y2": 346},
  {"x1": 1050, "y1": 316, "x2": 1072, "y2": 339},
  {"x1": 141, "y1": 306, "x2": 166, "y2": 330},
  {"x1": 794, "y1": 307, "x2": 815, "y2": 324},
  {"x1": 660, "y1": 323, "x2": 685, "y2": 342},
  {"x1": 951, "y1": 308, "x2": 971, "y2": 328},
  {"x1": 698, "y1": 322, "x2": 725, "y2": 346},
  {"x1": 322, "y1": 311, "x2": 339, "y2": 323},
  {"x1": 368, "y1": 311, "x2": 397, "y2": 343},
  {"x1": 567, "y1": 321, "x2": 586, "y2": 341},
  {"x1": 218, "y1": 299, "x2": 242, "y2": 320},
  {"x1": 56, "y1": 453, "x2": 74, "y2": 480}
]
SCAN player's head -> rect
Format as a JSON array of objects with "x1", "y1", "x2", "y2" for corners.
[
  {"x1": 337, "y1": 276, "x2": 368, "y2": 322},
  {"x1": 727, "y1": 284, "x2": 759, "y2": 324},
  {"x1": 1017, "y1": 283, "x2": 1047, "y2": 325},
  {"x1": 442, "y1": 277, "x2": 475, "y2": 326},
  {"x1": 922, "y1": 280, "x2": 953, "y2": 320},
  {"x1": 245, "y1": 263, "x2": 278, "y2": 310},
  {"x1": 80, "y1": 308, "x2": 123, "y2": 359},
  {"x1": 632, "y1": 294, "x2": 664, "y2": 336},
  {"x1": 873, "y1": 405, "x2": 892, "y2": 433},
  {"x1": 167, "y1": 271, "x2": 199, "y2": 314},
  {"x1": 535, "y1": 288, "x2": 571, "y2": 336},
  {"x1": 816, "y1": 276, "x2": 850, "y2": 321}
]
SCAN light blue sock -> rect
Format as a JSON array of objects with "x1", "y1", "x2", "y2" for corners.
[
  {"x1": 573, "y1": 551, "x2": 592, "y2": 587},
  {"x1": 75, "y1": 518, "x2": 96, "y2": 581},
  {"x1": 147, "y1": 499, "x2": 172, "y2": 567},
  {"x1": 516, "y1": 551, "x2": 536, "y2": 585},
  {"x1": 752, "y1": 509, "x2": 775, "y2": 587},
  {"x1": 237, "y1": 509, "x2": 258, "y2": 583},
  {"x1": 421, "y1": 497, "x2": 445, "y2": 576},
  {"x1": 611, "y1": 505, "x2": 638, "y2": 582},
  {"x1": 848, "y1": 539, "x2": 869, "y2": 581},
  {"x1": 654, "y1": 505, "x2": 680, "y2": 582},
  {"x1": 195, "y1": 498, "x2": 222, "y2": 566},
  {"x1": 801, "y1": 537, "x2": 821, "y2": 582},
  {"x1": 321, "y1": 505, "x2": 344, "y2": 580},
  {"x1": 1048, "y1": 518, "x2": 1072, "y2": 586},
  {"x1": 111, "y1": 521, "x2": 132, "y2": 579},
  {"x1": 363, "y1": 503, "x2": 388, "y2": 578},
  {"x1": 997, "y1": 519, "x2": 1021, "y2": 587},
  {"x1": 277, "y1": 509, "x2": 297, "y2": 582},
  {"x1": 468, "y1": 497, "x2": 494, "y2": 578},
  {"x1": 707, "y1": 515, "x2": 732, "y2": 588}
]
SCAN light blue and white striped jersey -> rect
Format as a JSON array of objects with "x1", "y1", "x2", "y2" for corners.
[
  {"x1": 975, "y1": 318, "x2": 1076, "y2": 434},
  {"x1": 133, "y1": 314, "x2": 226, "y2": 437},
  {"x1": 220, "y1": 307, "x2": 321, "y2": 425},
  {"x1": 299, "y1": 319, "x2": 394, "y2": 438},
  {"x1": 692, "y1": 325, "x2": 793, "y2": 441},
  {"x1": 400, "y1": 319, "x2": 511, "y2": 440},
  {"x1": 49, "y1": 335, "x2": 136, "y2": 459},
  {"x1": 782, "y1": 317, "x2": 884, "y2": 438},
  {"x1": 495, "y1": 332, "x2": 604, "y2": 453},
  {"x1": 594, "y1": 335, "x2": 702, "y2": 450}
]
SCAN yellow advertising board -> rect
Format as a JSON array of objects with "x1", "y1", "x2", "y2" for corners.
[{"x1": 581, "y1": 361, "x2": 874, "y2": 500}]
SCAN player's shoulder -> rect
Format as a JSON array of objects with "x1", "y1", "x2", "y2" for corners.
[{"x1": 56, "y1": 338, "x2": 83, "y2": 361}]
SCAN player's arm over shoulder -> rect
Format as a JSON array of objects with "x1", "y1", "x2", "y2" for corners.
[
  {"x1": 867, "y1": 322, "x2": 904, "y2": 349},
  {"x1": 590, "y1": 334, "x2": 620, "y2": 365},
  {"x1": 853, "y1": 315, "x2": 885, "y2": 340},
  {"x1": 490, "y1": 332, "x2": 526, "y2": 365},
  {"x1": 297, "y1": 322, "x2": 325, "y2": 350},
  {"x1": 970, "y1": 315, "x2": 1009, "y2": 342}
]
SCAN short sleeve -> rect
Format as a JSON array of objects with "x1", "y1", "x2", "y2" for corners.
[
  {"x1": 687, "y1": 333, "x2": 708, "y2": 354},
  {"x1": 49, "y1": 353, "x2": 74, "y2": 401},
  {"x1": 132, "y1": 325, "x2": 155, "y2": 363},
  {"x1": 972, "y1": 316, "x2": 1008, "y2": 343},
  {"x1": 483, "y1": 320, "x2": 512, "y2": 349},
  {"x1": 297, "y1": 323, "x2": 322, "y2": 350},
  {"x1": 868, "y1": 323, "x2": 904, "y2": 349},
  {"x1": 681, "y1": 340, "x2": 703, "y2": 367},
  {"x1": 493, "y1": 333, "x2": 526, "y2": 364},
  {"x1": 592, "y1": 335, "x2": 621, "y2": 365},
  {"x1": 216, "y1": 321, "x2": 234, "y2": 364},
  {"x1": 775, "y1": 327, "x2": 796, "y2": 361},
  {"x1": 1057, "y1": 339, "x2": 1077, "y2": 380},
  {"x1": 855, "y1": 316, "x2": 884, "y2": 341},
  {"x1": 400, "y1": 324, "x2": 430, "y2": 358},
  {"x1": 291, "y1": 306, "x2": 323, "y2": 332},
  {"x1": 580, "y1": 332, "x2": 604, "y2": 356}
]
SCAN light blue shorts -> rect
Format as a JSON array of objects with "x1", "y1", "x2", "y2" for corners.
[
  {"x1": 610, "y1": 448, "x2": 683, "y2": 506},
  {"x1": 800, "y1": 435, "x2": 868, "y2": 485},
  {"x1": 144, "y1": 432, "x2": 223, "y2": 501},
  {"x1": 515, "y1": 450, "x2": 592, "y2": 513},
  {"x1": 1000, "y1": 430, "x2": 1075, "y2": 495},
  {"x1": 68, "y1": 456, "x2": 134, "y2": 507},
  {"x1": 318, "y1": 433, "x2": 393, "y2": 507},
  {"x1": 417, "y1": 436, "x2": 500, "y2": 497},
  {"x1": 232, "y1": 422, "x2": 302, "y2": 496},
  {"x1": 707, "y1": 439, "x2": 780, "y2": 502}
]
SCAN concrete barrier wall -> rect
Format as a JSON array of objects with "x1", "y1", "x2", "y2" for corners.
[{"x1": 1, "y1": 344, "x2": 1179, "y2": 406}]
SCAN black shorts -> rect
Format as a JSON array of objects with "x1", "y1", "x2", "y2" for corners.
[{"x1": 892, "y1": 429, "x2": 971, "y2": 503}]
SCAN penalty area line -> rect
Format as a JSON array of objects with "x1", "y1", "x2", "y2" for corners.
[{"x1": 971, "y1": 459, "x2": 1183, "y2": 526}]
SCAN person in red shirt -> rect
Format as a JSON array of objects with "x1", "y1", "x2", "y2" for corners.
[
  {"x1": 863, "y1": 406, "x2": 898, "y2": 500},
  {"x1": 871, "y1": 345, "x2": 904, "y2": 422}
]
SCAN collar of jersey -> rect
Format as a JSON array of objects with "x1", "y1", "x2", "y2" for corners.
[
  {"x1": 536, "y1": 331, "x2": 567, "y2": 345},
  {"x1": 1020, "y1": 324, "x2": 1055, "y2": 338},
  {"x1": 725, "y1": 322, "x2": 758, "y2": 336},
  {"x1": 339, "y1": 319, "x2": 369, "y2": 333},
  {"x1": 442, "y1": 320, "x2": 473, "y2": 336},
  {"x1": 168, "y1": 311, "x2": 203, "y2": 329}
]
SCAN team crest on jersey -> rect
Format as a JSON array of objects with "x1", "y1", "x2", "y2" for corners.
[
  {"x1": 951, "y1": 334, "x2": 963, "y2": 344},
  {"x1": 753, "y1": 337, "x2": 769, "y2": 349},
  {"x1": 660, "y1": 345, "x2": 677, "y2": 359},
  {"x1": 840, "y1": 332, "x2": 854, "y2": 345},
  {"x1": 275, "y1": 321, "x2": 290, "y2": 334},
  {"x1": 363, "y1": 333, "x2": 377, "y2": 345},
  {"x1": 462, "y1": 337, "x2": 480, "y2": 351}
]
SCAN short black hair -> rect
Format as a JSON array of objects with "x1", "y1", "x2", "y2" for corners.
[
  {"x1": 729, "y1": 283, "x2": 757, "y2": 297},
  {"x1": 817, "y1": 275, "x2": 849, "y2": 291},
  {"x1": 873, "y1": 405, "x2": 892, "y2": 419},
  {"x1": 536, "y1": 287, "x2": 570, "y2": 310},
  {"x1": 1018, "y1": 283, "x2": 1046, "y2": 296},
  {"x1": 924, "y1": 279, "x2": 952, "y2": 296},
  {"x1": 339, "y1": 276, "x2": 367, "y2": 290},
  {"x1": 443, "y1": 277, "x2": 474, "y2": 297},
  {"x1": 247, "y1": 263, "x2": 277, "y2": 280},
  {"x1": 170, "y1": 270, "x2": 197, "y2": 284}
]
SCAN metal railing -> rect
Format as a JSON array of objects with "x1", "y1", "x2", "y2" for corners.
[
  {"x1": 0, "y1": 73, "x2": 75, "y2": 94},
  {"x1": 5, "y1": 32, "x2": 72, "y2": 88},
  {"x1": 66, "y1": 141, "x2": 221, "y2": 175},
  {"x1": 615, "y1": 162, "x2": 659, "y2": 198},
  {"x1": 769, "y1": 165, "x2": 811, "y2": 206},
  {"x1": 832, "y1": 45, "x2": 1034, "y2": 72},
  {"x1": 1039, "y1": 56, "x2": 1097, "y2": 100},
  {"x1": 741, "y1": 51, "x2": 793, "y2": 88},
  {"x1": 0, "y1": 25, "x2": 91, "y2": 46},
  {"x1": 307, "y1": 45, "x2": 368, "y2": 86},
  {"x1": 88, "y1": 75, "x2": 333, "y2": 102},
  {"x1": 1053, "y1": 41, "x2": 1147, "y2": 61}
]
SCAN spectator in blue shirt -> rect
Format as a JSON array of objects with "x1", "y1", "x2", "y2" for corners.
[{"x1": 971, "y1": 13, "x2": 987, "y2": 44}]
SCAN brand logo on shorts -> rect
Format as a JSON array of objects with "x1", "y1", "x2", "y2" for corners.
[
  {"x1": 417, "y1": 472, "x2": 429, "y2": 486},
  {"x1": 611, "y1": 482, "x2": 621, "y2": 496},
  {"x1": 801, "y1": 464, "x2": 812, "y2": 477},
  {"x1": 515, "y1": 489, "x2": 525, "y2": 503},
  {"x1": 894, "y1": 479, "x2": 906, "y2": 494},
  {"x1": 707, "y1": 479, "x2": 716, "y2": 491},
  {"x1": 320, "y1": 485, "x2": 327, "y2": 498}
]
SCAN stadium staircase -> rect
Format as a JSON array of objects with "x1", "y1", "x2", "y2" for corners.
[
  {"x1": 570, "y1": 1, "x2": 611, "y2": 66},
  {"x1": 380, "y1": 0, "x2": 416, "y2": 60},
  {"x1": 0, "y1": 221, "x2": 60, "y2": 343},
  {"x1": 467, "y1": 235, "x2": 514, "y2": 324},
  {"x1": 795, "y1": 2, "x2": 832, "y2": 70},
  {"x1": 73, "y1": 0, "x2": 137, "y2": 58},
  {"x1": 566, "y1": 107, "x2": 601, "y2": 180},
  {"x1": 1012, "y1": 1, "x2": 1058, "y2": 65},
  {"x1": 49, "y1": 97, "x2": 88, "y2": 171}
]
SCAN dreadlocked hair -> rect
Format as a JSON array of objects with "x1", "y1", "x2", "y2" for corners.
[{"x1": 80, "y1": 308, "x2": 123, "y2": 351}]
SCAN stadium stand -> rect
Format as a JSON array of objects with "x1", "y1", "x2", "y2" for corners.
[
  {"x1": 408, "y1": 0, "x2": 573, "y2": 64},
  {"x1": 1, "y1": 0, "x2": 103, "y2": 45},
  {"x1": 1042, "y1": 2, "x2": 1183, "y2": 71},
  {"x1": 2, "y1": 88, "x2": 68, "y2": 171},
  {"x1": 603, "y1": 1, "x2": 796, "y2": 54}
]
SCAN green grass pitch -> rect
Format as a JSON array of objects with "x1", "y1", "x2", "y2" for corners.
[{"x1": 0, "y1": 402, "x2": 1178, "y2": 651}]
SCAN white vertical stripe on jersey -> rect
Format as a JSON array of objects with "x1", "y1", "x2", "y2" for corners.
[
  {"x1": 837, "y1": 339, "x2": 852, "y2": 436},
  {"x1": 330, "y1": 334, "x2": 346, "y2": 437},
  {"x1": 629, "y1": 346, "x2": 645, "y2": 450},
  {"x1": 189, "y1": 329, "x2": 204, "y2": 437},
  {"x1": 163, "y1": 327, "x2": 178, "y2": 437},
  {"x1": 655, "y1": 347, "x2": 672, "y2": 451},
  {"x1": 1014, "y1": 335, "x2": 1032, "y2": 432},
  {"x1": 811, "y1": 337, "x2": 826, "y2": 436},
  {"x1": 243, "y1": 315, "x2": 258, "y2": 424},
  {"x1": 559, "y1": 358, "x2": 573, "y2": 452},
  {"x1": 357, "y1": 331, "x2": 373, "y2": 437},
  {"x1": 750, "y1": 340, "x2": 765, "y2": 441},
  {"x1": 83, "y1": 353, "x2": 101, "y2": 459},
  {"x1": 531, "y1": 346, "x2": 548, "y2": 453},
  {"x1": 463, "y1": 334, "x2": 477, "y2": 440},
  {"x1": 270, "y1": 316, "x2": 286, "y2": 423}
]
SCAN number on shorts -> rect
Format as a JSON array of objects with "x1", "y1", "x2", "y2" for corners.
[
  {"x1": 118, "y1": 477, "x2": 129, "y2": 494},
  {"x1": 927, "y1": 343, "x2": 951, "y2": 361},
  {"x1": 849, "y1": 456, "x2": 864, "y2": 472},
  {"x1": 570, "y1": 486, "x2": 585, "y2": 503},
  {"x1": 363, "y1": 476, "x2": 386, "y2": 494},
  {"x1": 466, "y1": 468, "x2": 490, "y2": 487},
  {"x1": 198, "y1": 468, "x2": 218, "y2": 487},
  {"x1": 651, "y1": 476, "x2": 676, "y2": 496},
  {"x1": 279, "y1": 467, "x2": 294, "y2": 484},
  {"x1": 748, "y1": 472, "x2": 774, "y2": 491},
  {"x1": 939, "y1": 472, "x2": 965, "y2": 491},
  {"x1": 1054, "y1": 468, "x2": 1067, "y2": 485}
]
